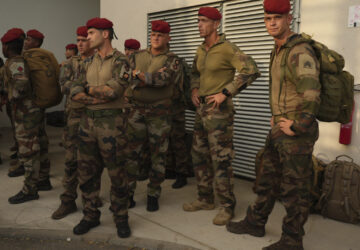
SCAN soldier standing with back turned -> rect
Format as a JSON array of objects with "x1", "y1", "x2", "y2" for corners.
[
  {"x1": 227, "y1": 1, "x2": 321, "y2": 249},
  {"x1": 183, "y1": 7, "x2": 260, "y2": 226},
  {"x1": 70, "y1": 17, "x2": 131, "y2": 238}
]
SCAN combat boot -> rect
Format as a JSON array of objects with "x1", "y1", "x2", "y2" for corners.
[
  {"x1": 129, "y1": 195, "x2": 136, "y2": 208},
  {"x1": 183, "y1": 199, "x2": 215, "y2": 212},
  {"x1": 116, "y1": 220, "x2": 131, "y2": 238},
  {"x1": 37, "y1": 179, "x2": 53, "y2": 191},
  {"x1": 172, "y1": 174, "x2": 187, "y2": 189},
  {"x1": 8, "y1": 164, "x2": 25, "y2": 177},
  {"x1": 226, "y1": 218, "x2": 265, "y2": 237},
  {"x1": 8, "y1": 191, "x2": 39, "y2": 204},
  {"x1": 165, "y1": 169, "x2": 176, "y2": 179},
  {"x1": 146, "y1": 195, "x2": 159, "y2": 212},
  {"x1": 262, "y1": 237, "x2": 304, "y2": 250},
  {"x1": 51, "y1": 201, "x2": 77, "y2": 220},
  {"x1": 73, "y1": 219, "x2": 100, "y2": 235},
  {"x1": 213, "y1": 207, "x2": 234, "y2": 225}
]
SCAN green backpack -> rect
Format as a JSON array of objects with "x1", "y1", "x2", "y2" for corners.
[
  {"x1": 274, "y1": 33, "x2": 354, "y2": 124},
  {"x1": 180, "y1": 59, "x2": 196, "y2": 111}
]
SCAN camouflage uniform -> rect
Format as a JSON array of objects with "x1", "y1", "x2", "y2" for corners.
[
  {"x1": 3, "y1": 56, "x2": 44, "y2": 194},
  {"x1": 59, "y1": 55, "x2": 95, "y2": 204},
  {"x1": 70, "y1": 49, "x2": 130, "y2": 224},
  {"x1": 126, "y1": 48, "x2": 182, "y2": 198},
  {"x1": 245, "y1": 34, "x2": 321, "y2": 247},
  {"x1": 190, "y1": 34, "x2": 260, "y2": 210}
]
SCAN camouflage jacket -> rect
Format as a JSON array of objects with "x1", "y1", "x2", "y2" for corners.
[
  {"x1": 127, "y1": 47, "x2": 182, "y2": 103},
  {"x1": 70, "y1": 49, "x2": 131, "y2": 110},
  {"x1": 270, "y1": 33, "x2": 321, "y2": 135},
  {"x1": 190, "y1": 33, "x2": 260, "y2": 96}
]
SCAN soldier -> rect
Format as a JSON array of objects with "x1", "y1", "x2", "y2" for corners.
[
  {"x1": 125, "y1": 20, "x2": 182, "y2": 211},
  {"x1": 52, "y1": 26, "x2": 102, "y2": 220},
  {"x1": 21, "y1": 28, "x2": 52, "y2": 191},
  {"x1": 226, "y1": 1, "x2": 321, "y2": 249},
  {"x1": 65, "y1": 43, "x2": 78, "y2": 59},
  {"x1": 183, "y1": 7, "x2": 260, "y2": 226},
  {"x1": 124, "y1": 38, "x2": 140, "y2": 57},
  {"x1": 2, "y1": 28, "x2": 45, "y2": 204},
  {"x1": 70, "y1": 17, "x2": 131, "y2": 238}
]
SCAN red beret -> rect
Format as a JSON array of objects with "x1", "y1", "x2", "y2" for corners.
[
  {"x1": 151, "y1": 20, "x2": 170, "y2": 34},
  {"x1": 76, "y1": 26, "x2": 88, "y2": 37},
  {"x1": 198, "y1": 7, "x2": 222, "y2": 20},
  {"x1": 264, "y1": 0, "x2": 291, "y2": 14},
  {"x1": 1, "y1": 28, "x2": 25, "y2": 44},
  {"x1": 124, "y1": 39, "x2": 140, "y2": 50},
  {"x1": 86, "y1": 17, "x2": 113, "y2": 29},
  {"x1": 66, "y1": 43, "x2": 77, "y2": 50},
  {"x1": 26, "y1": 29, "x2": 44, "y2": 40}
]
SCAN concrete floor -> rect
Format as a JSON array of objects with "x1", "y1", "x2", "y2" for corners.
[{"x1": 0, "y1": 126, "x2": 359, "y2": 250}]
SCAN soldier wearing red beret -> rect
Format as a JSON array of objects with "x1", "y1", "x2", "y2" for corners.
[
  {"x1": 65, "y1": 43, "x2": 78, "y2": 59},
  {"x1": 52, "y1": 25, "x2": 100, "y2": 221},
  {"x1": 124, "y1": 39, "x2": 140, "y2": 57},
  {"x1": 183, "y1": 6, "x2": 260, "y2": 226},
  {"x1": 125, "y1": 19, "x2": 186, "y2": 212},
  {"x1": 71, "y1": 17, "x2": 131, "y2": 238},
  {"x1": 227, "y1": 1, "x2": 321, "y2": 249},
  {"x1": 24, "y1": 29, "x2": 44, "y2": 50}
]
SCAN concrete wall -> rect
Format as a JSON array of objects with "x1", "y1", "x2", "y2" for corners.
[
  {"x1": 0, "y1": 0, "x2": 99, "y2": 126},
  {"x1": 101, "y1": 0, "x2": 360, "y2": 163}
]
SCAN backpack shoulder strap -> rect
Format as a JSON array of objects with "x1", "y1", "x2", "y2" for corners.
[{"x1": 317, "y1": 160, "x2": 337, "y2": 209}]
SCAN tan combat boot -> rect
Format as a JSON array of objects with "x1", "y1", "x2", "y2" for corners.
[
  {"x1": 51, "y1": 201, "x2": 77, "y2": 220},
  {"x1": 213, "y1": 207, "x2": 234, "y2": 225},
  {"x1": 183, "y1": 199, "x2": 215, "y2": 212}
]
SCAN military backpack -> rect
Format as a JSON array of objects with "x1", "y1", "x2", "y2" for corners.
[
  {"x1": 180, "y1": 59, "x2": 196, "y2": 111},
  {"x1": 23, "y1": 48, "x2": 62, "y2": 108},
  {"x1": 317, "y1": 155, "x2": 360, "y2": 224},
  {"x1": 274, "y1": 33, "x2": 354, "y2": 124}
]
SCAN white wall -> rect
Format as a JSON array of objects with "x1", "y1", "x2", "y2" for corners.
[
  {"x1": 101, "y1": 0, "x2": 360, "y2": 164},
  {"x1": 300, "y1": 0, "x2": 360, "y2": 164},
  {"x1": 0, "y1": 0, "x2": 99, "y2": 126}
]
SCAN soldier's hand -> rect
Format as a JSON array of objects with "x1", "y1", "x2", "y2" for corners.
[
  {"x1": 279, "y1": 118, "x2": 295, "y2": 136},
  {"x1": 191, "y1": 88, "x2": 200, "y2": 107},
  {"x1": 206, "y1": 93, "x2": 226, "y2": 111}
]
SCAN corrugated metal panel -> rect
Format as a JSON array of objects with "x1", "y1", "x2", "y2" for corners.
[{"x1": 148, "y1": 0, "x2": 299, "y2": 179}]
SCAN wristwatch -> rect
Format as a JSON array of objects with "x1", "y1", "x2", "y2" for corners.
[{"x1": 222, "y1": 88, "x2": 231, "y2": 97}]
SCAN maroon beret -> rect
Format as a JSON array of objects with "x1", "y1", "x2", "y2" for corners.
[
  {"x1": 76, "y1": 26, "x2": 88, "y2": 37},
  {"x1": 124, "y1": 39, "x2": 140, "y2": 50},
  {"x1": 66, "y1": 43, "x2": 77, "y2": 50},
  {"x1": 86, "y1": 17, "x2": 113, "y2": 29},
  {"x1": 26, "y1": 29, "x2": 44, "y2": 40},
  {"x1": 1, "y1": 28, "x2": 25, "y2": 44},
  {"x1": 198, "y1": 7, "x2": 222, "y2": 20},
  {"x1": 264, "y1": 0, "x2": 291, "y2": 14},
  {"x1": 151, "y1": 20, "x2": 170, "y2": 34}
]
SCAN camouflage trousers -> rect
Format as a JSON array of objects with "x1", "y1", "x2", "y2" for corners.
[
  {"x1": 12, "y1": 103, "x2": 49, "y2": 194},
  {"x1": 247, "y1": 121, "x2": 319, "y2": 246},
  {"x1": 166, "y1": 101, "x2": 190, "y2": 175},
  {"x1": 191, "y1": 98, "x2": 236, "y2": 209},
  {"x1": 60, "y1": 107, "x2": 100, "y2": 204},
  {"x1": 126, "y1": 100, "x2": 171, "y2": 198},
  {"x1": 78, "y1": 109, "x2": 128, "y2": 224}
]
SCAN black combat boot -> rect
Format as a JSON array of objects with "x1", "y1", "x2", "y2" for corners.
[
  {"x1": 165, "y1": 169, "x2": 176, "y2": 179},
  {"x1": 262, "y1": 237, "x2": 304, "y2": 250},
  {"x1": 8, "y1": 165, "x2": 25, "y2": 177},
  {"x1": 116, "y1": 220, "x2": 131, "y2": 238},
  {"x1": 8, "y1": 191, "x2": 39, "y2": 204},
  {"x1": 129, "y1": 195, "x2": 136, "y2": 208},
  {"x1": 51, "y1": 201, "x2": 77, "y2": 220},
  {"x1": 73, "y1": 219, "x2": 100, "y2": 235},
  {"x1": 37, "y1": 179, "x2": 53, "y2": 191},
  {"x1": 226, "y1": 218, "x2": 265, "y2": 237},
  {"x1": 172, "y1": 174, "x2": 187, "y2": 189},
  {"x1": 146, "y1": 195, "x2": 159, "y2": 212}
]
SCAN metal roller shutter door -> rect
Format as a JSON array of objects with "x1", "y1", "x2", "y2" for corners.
[{"x1": 148, "y1": 0, "x2": 300, "y2": 179}]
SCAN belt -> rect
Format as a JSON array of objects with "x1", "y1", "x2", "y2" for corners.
[
  {"x1": 85, "y1": 109, "x2": 123, "y2": 118},
  {"x1": 273, "y1": 113, "x2": 301, "y2": 124}
]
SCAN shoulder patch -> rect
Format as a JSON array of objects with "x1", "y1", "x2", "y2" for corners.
[
  {"x1": 9, "y1": 62, "x2": 25, "y2": 76},
  {"x1": 297, "y1": 53, "x2": 316, "y2": 76}
]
